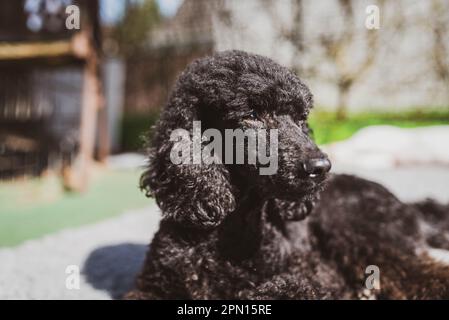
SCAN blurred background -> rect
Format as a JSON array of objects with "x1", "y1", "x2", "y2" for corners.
[{"x1": 0, "y1": 0, "x2": 448, "y2": 299}]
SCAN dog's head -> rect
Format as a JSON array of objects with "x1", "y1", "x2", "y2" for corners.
[{"x1": 141, "y1": 50, "x2": 331, "y2": 228}]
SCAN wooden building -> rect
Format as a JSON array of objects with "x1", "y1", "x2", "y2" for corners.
[{"x1": 0, "y1": 0, "x2": 106, "y2": 191}]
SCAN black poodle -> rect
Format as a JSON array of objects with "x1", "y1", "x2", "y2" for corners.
[{"x1": 127, "y1": 50, "x2": 449, "y2": 299}]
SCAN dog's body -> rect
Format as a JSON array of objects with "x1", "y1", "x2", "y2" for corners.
[{"x1": 127, "y1": 51, "x2": 449, "y2": 299}]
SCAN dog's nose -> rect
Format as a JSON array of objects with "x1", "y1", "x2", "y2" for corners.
[{"x1": 303, "y1": 158, "x2": 331, "y2": 177}]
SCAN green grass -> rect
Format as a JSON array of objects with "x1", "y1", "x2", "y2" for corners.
[
  {"x1": 0, "y1": 169, "x2": 151, "y2": 247},
  {"x1": 309, "y1": 109, "x2": 449, "y2": 145}
]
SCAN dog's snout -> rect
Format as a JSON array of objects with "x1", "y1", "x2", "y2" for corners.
[{"x1": 303, "y1": 158, "x2": 331, "y2": 177}]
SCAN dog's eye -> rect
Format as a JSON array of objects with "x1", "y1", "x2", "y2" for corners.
[{"x1": 248, "y1": 111, "x2": 258, "y2": 120}]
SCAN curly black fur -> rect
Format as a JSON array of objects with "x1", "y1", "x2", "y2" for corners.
[{"x1": 127, "y1": 50, "x2": 449, "y2": 300}]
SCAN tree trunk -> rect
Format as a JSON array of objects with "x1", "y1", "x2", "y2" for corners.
[{"x1": 336, "y1": 85, "x2": 350, "y2": 120}]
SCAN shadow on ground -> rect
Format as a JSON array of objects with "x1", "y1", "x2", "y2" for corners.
[{"x1": 83, "y1": 243, "x2": 147, "y2": 299}]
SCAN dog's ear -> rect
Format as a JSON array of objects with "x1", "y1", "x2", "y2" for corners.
[{"x1": 140, "y1": 90, "x2": 236, "y2": 229}]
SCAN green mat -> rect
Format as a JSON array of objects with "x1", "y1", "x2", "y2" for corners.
[{"x1": 0, "y1": 169, "x2": 151, "y2": 247}]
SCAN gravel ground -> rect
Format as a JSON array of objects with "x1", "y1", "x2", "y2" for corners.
[
  {"x1": 333, "y1": 164, "x2": 449, "y2": 203},
  {"x1": 1, "y1": 166, "x2": 449, "y2": 300},
  {"x1": 0, "y1": 204, "x2": 160, "y2": 300}
]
